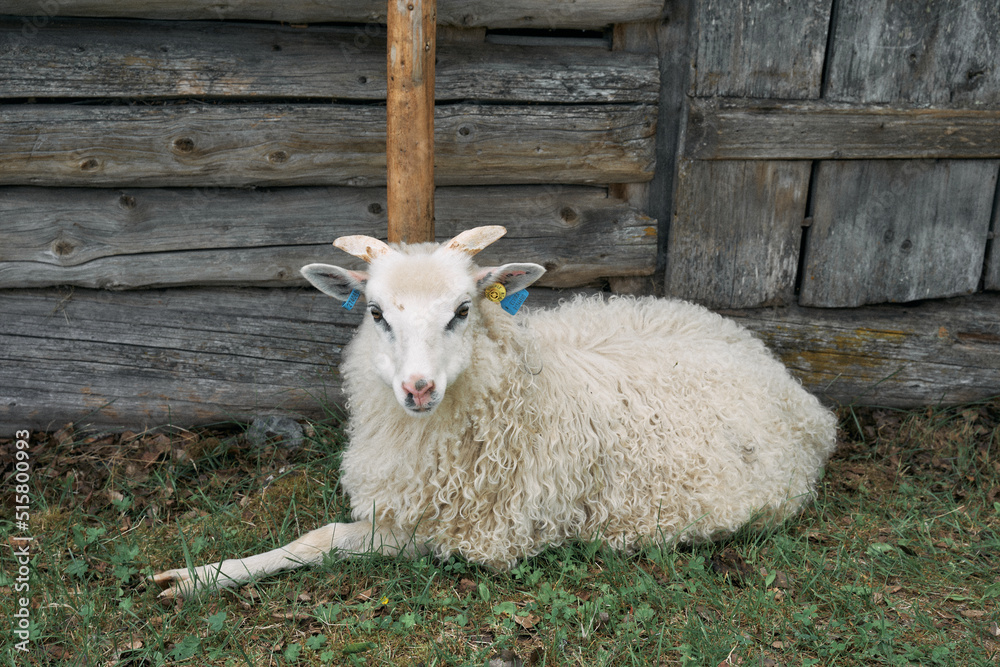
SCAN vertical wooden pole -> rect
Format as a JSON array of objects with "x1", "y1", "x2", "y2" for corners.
[{"x1": 386, "y1": 0, "x2": 436, "y2": 244}]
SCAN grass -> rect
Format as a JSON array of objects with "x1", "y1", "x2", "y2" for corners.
[{"x1": 2, "y1": 400, "x2": 998, "y2": 666}]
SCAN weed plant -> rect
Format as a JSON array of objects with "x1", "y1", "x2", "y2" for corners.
[{"x1": 1, "y1": 400, "x2": 998, "y2": 666}]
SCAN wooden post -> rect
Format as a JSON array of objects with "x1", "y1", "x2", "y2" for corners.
[{"x1": 386, "y1": 0, "x2": 436, "y2": 244}]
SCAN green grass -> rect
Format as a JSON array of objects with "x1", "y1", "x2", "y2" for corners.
[{"x1": 2, "y1": 401, "x2": 998, "y2": 666}]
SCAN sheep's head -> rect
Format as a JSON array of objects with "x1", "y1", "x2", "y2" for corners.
[{"x1": 301, "y1": 226, "x2": 544, "y2": 416}]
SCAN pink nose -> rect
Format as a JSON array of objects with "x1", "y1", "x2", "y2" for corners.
[{"x1": 402, "y1": 376, "x2": 436, "y2": 406}]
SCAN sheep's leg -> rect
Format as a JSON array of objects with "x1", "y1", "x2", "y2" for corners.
[{"x1": 151, "y1": 520, "x2": 421, "y2": 598}]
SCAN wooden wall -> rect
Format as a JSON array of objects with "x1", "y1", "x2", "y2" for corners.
[{"x1": 1, "y1": 0, "x2": 999, "y2": 434}]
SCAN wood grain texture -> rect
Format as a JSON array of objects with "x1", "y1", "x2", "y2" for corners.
[
  {"x1": 684, "y1": 98, "x2": 1000, "y2": 160},
  {"x1": 800, "y1": 160, "x2": 998, "y2": 308},
  {"x1": 0, "y1": 19, "x2": 659, "y2": 103},
  {"x1": 0, "y1": 287, "x2": 353, "y2": 434},
  {"x1": 0, "y1": 186, "x2": 657, "y2": 289},
  {"x1": 665, "y1": 160, "x2": 811, "y2": 309},
  {"x1": 726, "y1": 294, "x2": 1000, "y2": 409},
  {"x1": 825, "y1": 0, "x2": 1000, "y2": 107},
  {"x1": 694, "y1": 0, "x2": 830, "y2": 99},
  {"x1": 4, "y1": 287, "x2": 998, "y2": 434},
  {"x1": 386, "y1": 0, "x2": 437, "y2": 244},
  {"x1": 0, "y1": 0, "x2": 665, "y2": 28},
  {"x1": 0, "y1": 103, "x2": 656, "y2": 187}
]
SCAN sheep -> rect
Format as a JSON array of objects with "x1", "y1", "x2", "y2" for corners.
[{"x1": 152, "y1": 225, "x2": 837, "y2": 597}]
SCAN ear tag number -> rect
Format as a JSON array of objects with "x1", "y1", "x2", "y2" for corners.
[
  {"x1": 501, "y1": 290, "x2": 529, "y2": 315},
  {"x1": 343, "y1": 289, "x2": 360, "y2": 311},
  {"x1": 484, "y1": 283, "x2": 506, "y2": 303}
]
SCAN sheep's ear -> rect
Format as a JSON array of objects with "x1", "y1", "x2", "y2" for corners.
[
  {"x1": 475, "y1": 263, "x2": 546, "y2": 295},
  {"x1": 301, "y1": 263, "x2": 367, "y2": 302}
]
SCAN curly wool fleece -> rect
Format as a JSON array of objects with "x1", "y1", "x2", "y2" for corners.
[{"x1": 339, "y1": 280, "x2": 837, "y2": 569}]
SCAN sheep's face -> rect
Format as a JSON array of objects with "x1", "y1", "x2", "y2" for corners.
[
  {"x1": 362, "y1": 248, "x2": 479, "y2": 415},
  {"x1": 301, "y1": 227, "x2": 544, "y2": 417}
]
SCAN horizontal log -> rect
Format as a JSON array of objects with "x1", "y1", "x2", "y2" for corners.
[
  {"x1": 0, "y1": 19, "x2": 658, "y2": 103},
  {"x1": 0, "y1": 185, "x2": 658, "y2": 289},
  {"x1": 3, "y1": 288, "x2": 997, "y2": 434},
  {"x1": 0, "y1": 287, "x2": 352, "y2": 434},
  {"x1": 1, "y1": 0, "x2": 664, "y2": 28},
  {"x1": 0, "y1": 103, "x2": 656, "y2": 187},
  {"x1": 725, "y1": 293, "x2": 1000, "y2": 409},
  {"x1": 685, "y1": 98, "x2": 1000, "y2": 160}
]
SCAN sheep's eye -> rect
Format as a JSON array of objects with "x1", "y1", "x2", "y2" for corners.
[
  {"x1": 446, "y1": 302, "x2": 471, "y2": 331},
  {"x1": 370, "y1": 306, "x2": 383, "y2": 322}
]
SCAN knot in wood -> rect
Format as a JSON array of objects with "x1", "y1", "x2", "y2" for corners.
[
  {"x1": 559, "y1": 206, "x2": 580, "y2": 225},
  {"x1": 268, "y1": 150, "x2": 289, "y2": 164},
  {"x1": 52, "y1": 239, "x2": 75, "y2": 256},
  {"x1": 118, "y1": 194, "x2": 137, "y2": 210},
  {"x1": 172, "y1": 137, "x2": 195, "y2": 153},
  {"x1": 79, "y1": 158, "x2": 100, "y2": 171}
]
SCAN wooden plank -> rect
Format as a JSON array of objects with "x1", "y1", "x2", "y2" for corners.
[
  {"x1": 4, "y1": 287, "x2": 998, "y2": 434},
  {"x1": 664, "y1": 160, "x2": 810, "y2": 309},
  {"x1": 0, "y1": 0, "x2": 664, "y2": 28},
  {"x1": 694, "y1": 0, "x2": 830, "y2": 99},
  {"x1": 648, "y1": 0, "x2": 695, "y2": 297},
  {"x1": 0, "y1": 19, "x2": 659, "y2": 103},
  {"x1": 0, "y1": 186, "x2": 657, "y2": 289},
  {"x1": 824, "y1": 0, "x2": 1000, "y2": 107},
  {"x1": 726, "y1": 293, "x2": 1000, "y2": 409},
  {"x1": 386, "y1": 0, "x2": 437, "y2": 244},
  {"x1": 0, "y1": 103, "x2": 656, "y2": 188},
  {"x1": 800, "y1": 160, "x2": 998, "y2": 308},
  {"x1": 684, "y1": 98, "x2": 1000, "y2": 160},
  {"x1": 0, "y1": 287, "x2": 354, "y2": 434}
]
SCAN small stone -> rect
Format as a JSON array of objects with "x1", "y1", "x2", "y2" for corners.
[{"x1": 245, "y1": 416, "x2": 304, "y2": 451}]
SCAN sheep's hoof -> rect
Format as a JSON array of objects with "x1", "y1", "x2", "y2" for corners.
[{"x1": 150, "y1": 569, "x2": 195, "y2": 599}]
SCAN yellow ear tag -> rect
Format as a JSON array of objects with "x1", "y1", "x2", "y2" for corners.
[{"x1": 484, "y1": 283, "x2": 507, "y2": 303}]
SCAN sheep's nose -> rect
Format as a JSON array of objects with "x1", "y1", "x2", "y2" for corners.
[{"x1": 402, "y1": 376, "x2": 435, "y2": 406}]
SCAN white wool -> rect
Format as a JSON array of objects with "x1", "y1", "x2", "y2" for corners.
[
  {"x1": 153, "y1": 237, "x2": 839, "y2": 597},
  {"x1": 337, "y1": 250, "x2": 837, "y2": 569}
]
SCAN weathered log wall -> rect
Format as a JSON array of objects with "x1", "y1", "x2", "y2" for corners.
[
  {"x1": 666, "y1": 0, "x2": 1000, "y2": 310},
  {"x1": 4, "y1": 287, "x2": 998, "y2": 434},
  {"x1": 1, "y1": 0, "x2": 999, "y2": 434}
]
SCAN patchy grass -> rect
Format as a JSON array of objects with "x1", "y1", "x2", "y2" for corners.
[{"x1": 2, "y1": 401, "x2": 998, "y2": 666}]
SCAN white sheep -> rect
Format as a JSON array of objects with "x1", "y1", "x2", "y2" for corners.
[{"x1": 153, "y1": 226, "x2": 837, "y2": 597}]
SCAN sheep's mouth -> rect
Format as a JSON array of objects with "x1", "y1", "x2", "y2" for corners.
[{"x1": 403, "y1": 395, "x2": 439, "y2": 415}]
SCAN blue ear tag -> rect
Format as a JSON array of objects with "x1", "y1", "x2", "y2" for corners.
[
  {"x1": 500, "y1": 289, "x2": 529, "y2": 315},
  {"x1": 343, "y1": 289, "x2": 360, "y2": 311}
]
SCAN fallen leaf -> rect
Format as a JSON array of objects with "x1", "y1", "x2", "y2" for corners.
[
  {"x1": 45, "y1": 645, "x2": 73, "y2": 661},
  {"x1": 960, "y1": 609, "x2": 987, "y2": 619},
  {"x1": 488, "y1": 649, "x2": 524, "y2": 667},
  {"x1": 353, "y1": 587, "x2": 375, "y2": 603},
  {"x1": 117, "y1": 637, "x2": 144, "y2": 652},
  {"x1": 514, "y1": 612, "x2": 541, "y2": 630},
  {"x1": 711, "y1": 547, "x2": 753, "y2": 586},
  {"x1": 988, "y1": 622, "x2": 1000, "y2": 637},
  {"x1": 771, "y1": 570, "x2": 794, "y2": 590},
  {"x1": 457, "y1": 578, "x2": 477, "y2": 595}
]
